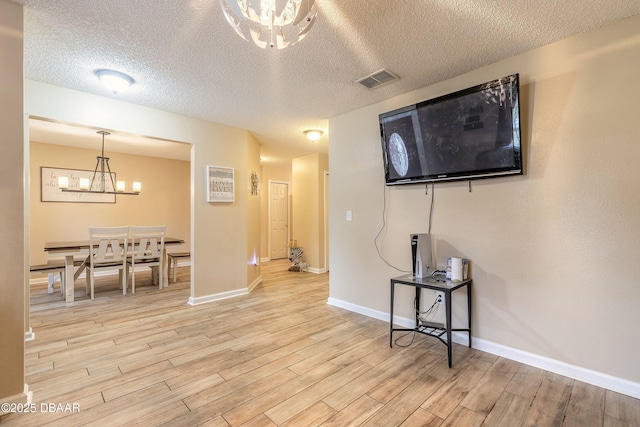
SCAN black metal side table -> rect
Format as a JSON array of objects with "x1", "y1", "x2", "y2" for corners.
[{"x1": 390, "y1": 274, "x2": 472, "y2": 368}]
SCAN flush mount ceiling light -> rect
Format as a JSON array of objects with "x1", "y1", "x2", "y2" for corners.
[
  {"x1": 95, "y1": 69, "x2": 135, "y2": 94},
  {"x1": 219, "y1": 0, "x2": 318, "y2": 49},
  {"x1": 304, "y1": 129, "x2": 323, "y2": 141}
]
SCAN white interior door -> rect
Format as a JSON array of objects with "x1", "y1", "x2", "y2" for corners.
[{"x1": 270, "y1": 182, "x2": 289, "y2": 260}]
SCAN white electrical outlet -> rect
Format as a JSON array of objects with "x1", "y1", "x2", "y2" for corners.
[{"x1": 436, "y1": 291, "x2": 444, "y2": 304}]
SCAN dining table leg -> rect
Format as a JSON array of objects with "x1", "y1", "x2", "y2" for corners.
[
  {"x1": 161, "y1": 247, "x2": 168, "y2": 289},
  {"x1": 64, "y1": 254, "x2": 75, "y2": 302}
]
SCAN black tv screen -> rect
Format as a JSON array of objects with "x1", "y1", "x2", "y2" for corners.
[{"x1": 380, "y1": 74, "x2": 522, "y2": 185}]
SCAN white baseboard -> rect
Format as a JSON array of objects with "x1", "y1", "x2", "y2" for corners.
[
  {"x1": 0, "y1": 384, "x2": 32, "y2": 408},
  {"x1": 248, "y1": 275, "x2": 263, "y2": 292},
  {"x1": 188, "y1": 288, "x2": 249, "y2": 306},
  {"x1": 25, "y1": 327, "x2": 35, "y2": 342},
  {"x1": 471, "y1": 336, "x2": 640, "y2": 399},
  {"x1": 189, "y1": 276, "x2": 261, "y2": 303},
  {"x1": 326, "y1": 297, "x2": 640, "y2": 399},
  {"x1": 258, "y1": 259, "x2": 325, "y2": 274},
  {"x1": 327, "y1": 297, "x2": 389, "y2": 323}
]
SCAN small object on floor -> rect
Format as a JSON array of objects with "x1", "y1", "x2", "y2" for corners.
[
  {"x1": 288, "y1": 246, "x2": 305, "y2": 272},
  {"x1": 288, "y1": 262, "x2": 308, "y2": 273}
]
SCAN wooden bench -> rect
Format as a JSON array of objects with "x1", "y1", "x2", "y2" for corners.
[
  {"x1": 29, "y1": 259, "x2": 86, "y2": 294},
  {"x1": 167, "y1": 252, "x2": 190, "y2": 283}
]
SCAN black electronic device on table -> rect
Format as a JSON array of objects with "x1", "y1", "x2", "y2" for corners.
[{"x1": 410, "y1": 233, "x2": 432, "y2": 279}]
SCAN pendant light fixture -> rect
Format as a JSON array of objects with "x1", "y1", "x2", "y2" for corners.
[
  {"x1": 57, "y1": 131, "x2": 141, "y2": 195},
  {"x1": 219, "y1": 0, "x2": 318, "y2": 49}
]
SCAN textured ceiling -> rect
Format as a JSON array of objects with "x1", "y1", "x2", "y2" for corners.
[{"x1": 14, "y1": 0, "x2": 640, "y2": 164}]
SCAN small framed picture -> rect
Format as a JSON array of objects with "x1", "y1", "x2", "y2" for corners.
[{"x1": 207, "y1": 166, "x2": 234, "y2": 202}]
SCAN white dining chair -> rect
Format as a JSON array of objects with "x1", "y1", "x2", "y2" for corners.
[
  {"x1": 128, "y1": 225, "x2": 166, "y2": 293},
  {"x1": 86, "y1": 226, "x2": 129, "y2": 300}
]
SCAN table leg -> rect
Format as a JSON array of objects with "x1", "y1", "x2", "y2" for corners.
[
  {"x1": 468, "y1": 283, "x2": 472, "y2": 348},
  {"x1": 161, "y1": 247, "x2": 168, "y2": 289},
  {"x1": 389, "y1": 281, "x2": 394, "y2": 348},
  {"x1": 64, "y1": 254, "x2": 75, "y2": 302},
  {"x1": 445, "y1": 291, "x2": 453, "y2": 368},
  {"x1": 415, "y1": 286, "x2": 421, "y2": 328}
]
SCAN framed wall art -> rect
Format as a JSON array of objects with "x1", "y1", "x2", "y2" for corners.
[{"x1": 207, "y1": 166, "x2": 234, "y2": 202}]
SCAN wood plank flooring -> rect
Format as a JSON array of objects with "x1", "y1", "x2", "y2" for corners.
[{"x1": 2, "y1": 260, "x2": 639, "y2": 426}]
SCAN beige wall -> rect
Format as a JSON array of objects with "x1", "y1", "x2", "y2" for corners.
[
  {"x1": 246, "y1": 133, "x2": 261, "y2": 287},
  {"x1": 259, "y1": 164, "x2": 292, "y2": 260},
  {"x1": 29, "y1": 141, "x2": 190, "y2": 266},
  {"x1": 329, "y1": 15, "x2": 640, "y2": 391},
  {"x1": 317, "y1": 154, "x2": 329, "y2": 271},
  {"x1": 0, "y1": 0, "x2": 25, "y2": 402},
  {"x1": 292, "y1": 153, "x2": 328, "y2": 272}
]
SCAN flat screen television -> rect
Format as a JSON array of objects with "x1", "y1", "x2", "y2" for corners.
[{"x1": 379, "y1": 74, "x2": 522, "y2": 185}]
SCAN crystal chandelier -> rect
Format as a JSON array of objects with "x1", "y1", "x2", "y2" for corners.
[{"x1": 219, "y1": 0, "x2": 318, "y2": 49}]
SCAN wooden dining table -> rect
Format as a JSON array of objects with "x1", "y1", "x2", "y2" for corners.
[{"x1": 44, "y1": 237, "x2": 185, "y2": 302}]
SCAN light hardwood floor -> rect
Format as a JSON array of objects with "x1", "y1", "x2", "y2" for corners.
[{"x1": 3, "y1": 260, "x2": 640, "y2": 426}]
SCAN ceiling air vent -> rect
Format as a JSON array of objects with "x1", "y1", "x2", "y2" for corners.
[{"x1": 355, "y1": 69, "x2": 399, "y2": 89}]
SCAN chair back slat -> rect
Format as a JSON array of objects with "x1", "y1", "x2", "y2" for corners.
[
  {"x1": 89, "y1": 226, "x2": 129, "y2": 267},
  {"x1": 87, "y1": 226, "x2": 129, "y2": 299},
  {"x1": 130, "y1": 226, "x2": 166, "y2": 262},
  {"x1": 128, "y1": 225, "x2": 166, "y2": 294}
]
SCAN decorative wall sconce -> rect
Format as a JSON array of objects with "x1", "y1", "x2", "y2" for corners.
[{"x1": 251, "y1": 171, "x2": 260, "y2": 196}]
